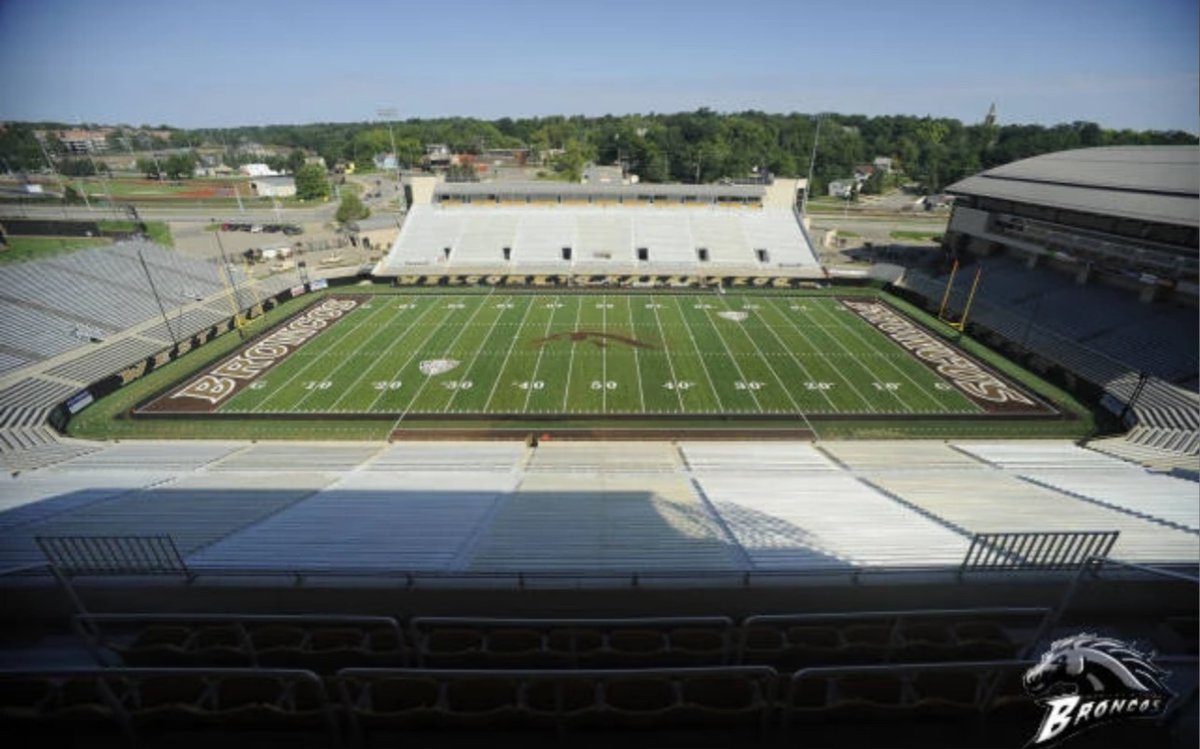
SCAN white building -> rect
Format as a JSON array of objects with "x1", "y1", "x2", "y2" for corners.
[
  {"x1": 240, "y1": 163, "x2": 279, "y2": 178},
  {"x1": 249, "y1": 176, "x2": 296, "y2": 198}
]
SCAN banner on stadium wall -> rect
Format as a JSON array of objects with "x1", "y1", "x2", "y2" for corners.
[
  {"x1": 291, "y1": 285, "x2": 307, "y2": 297},
  {"x1": 66, "y1": 390, "x2": 94, "y2": 414},
  {"x1": 310, "y1": 278, "x2": 329, "y2": 291}
]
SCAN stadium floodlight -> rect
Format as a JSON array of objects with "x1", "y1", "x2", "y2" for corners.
[
  {"x1": 377, "y1": 107, "x2": 405, "y2": 207},
  {"x1": 801, "y1": 113, "x2": 825, "y2": 216}
]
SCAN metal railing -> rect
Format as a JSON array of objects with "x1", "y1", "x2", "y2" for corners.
[{"x1": 958, "y1": 531, "x2": 1119, "y2": 576}]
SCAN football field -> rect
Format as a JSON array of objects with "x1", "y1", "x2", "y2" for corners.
[{"x1": 148, "y1": 291, "x2": 1051, "y2": 420}]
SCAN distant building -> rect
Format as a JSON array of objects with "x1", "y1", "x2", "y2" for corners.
[
  {"x1": 423, "y1": 144, "x2": 452, "y2": 171},
  {"x1": 872, "y1": 156, "x2": 894, "y2": 174},
  {"x1": 853, "y1": 165, "x2": 876, "y2": 182},
  {"x1": 304, "y1": 156, "x2": 327, "y2": 169},
  {"x1": 249, "y1": 176, "x2": 296, "y2": 198},
  {"x1": 57, "y1": 128, "x2": 110, "y2": 154},
  {"x1": 374, "y1": 153, "x2": 398, "y2": 171},
  {"x1": 582, "y1": 165, "x2": 624, "y2": 185},
  {"x1": 479, "y1": 148, "x2": 530, "y2": 167},
  {"x1": 240, "y1": 163, "x2": 279, "y2": 177},
  {"x1": 828, "y1": 179, "x2": 857, "y2": 198}
]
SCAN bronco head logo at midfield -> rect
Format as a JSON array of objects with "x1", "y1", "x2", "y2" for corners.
[{"x1": 1023, "y1": 633, "x2": 1172, "y2": 746}]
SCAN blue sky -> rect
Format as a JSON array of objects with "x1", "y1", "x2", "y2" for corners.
[{"x1": 1, "y1": 0, "x2": 1196, "y2": 131}]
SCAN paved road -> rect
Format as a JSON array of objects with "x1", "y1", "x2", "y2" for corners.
[{"x1": 0, "y1": 203, "x2": 337, "y2": 224}]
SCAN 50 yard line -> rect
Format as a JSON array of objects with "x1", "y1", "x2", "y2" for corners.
[{"x1": 626, "y1": 296, "x2": 646, "y2": 413}]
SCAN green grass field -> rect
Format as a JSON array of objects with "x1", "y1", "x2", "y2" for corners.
[
  {"x1": 157, "y1": 291, "x2": 1050, "y2": 421},
  {"x1": 0, "y1": 235, "x2": 113, "y2": 264}
]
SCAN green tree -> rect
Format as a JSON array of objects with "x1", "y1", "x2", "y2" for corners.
[
  {"x1": 163, "y1": 152, "x2": 196, "y2": 179},
  {"x1": 335, "y1": 192, "x2": 370, "y2": 224},
  {"x1": 294, "y1": 163, "x2": 330, "y2": 200},
  {"x1": 136, "y1": 157, "x2": 161, "y2": 179},
  {"x1": 286, "y1": 150, "x2": 306, "y2": 174}
]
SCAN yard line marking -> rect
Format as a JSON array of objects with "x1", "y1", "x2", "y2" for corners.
[
  {"x1": 669, "y1": 296, "x2": 727, "y2": 412},
  {"x1": 444, "y1": 294, "x2": 519, "y2": 413},
  {"x1": 626, "y1": 295, "x2": 646, "y2": 413},
  {"x1": 560, "y1": 297, "x2": 584, "y2": 412},
  {"x1": 763, "y1": 297, "x2": 875, "y2": 411},
  {"x1": 361, "y1": 303, "x2": 457, "y2": 412},
  {"x1": 481, "y1": 293, "x2": 538, "y2": 413},
  {"x1": 601, "y1": 293, "x2": 608, "y2": 413},
  {"x1": 390, "y1": 289, "x2": 497, "y2": 430},
  {"x1": 253, "y1": 299, "x2": 395, "y2": 411},
  {"x1": 522, "y1": 295, "x2": 561, "y2": 413},
  {"x1": 719, "y1": 294, "x2": 817, "y2": 437},
  {"x1": 649, "y1": 295, "x2": 686, "y2": 412},
  {"x1": 688, "y1": 296, "x2": 763, "y2": 412},
  {"x1": 809, "y1": 299, "x2": 924, "y2": 412},
  {"x1": 833, "y1": 300, "x2": 986, "y2": 414},
  {"x1": 327, "y1": 296, "x2": 440, "y2": 410},
  {"x1": 753, "y1": 300, "x2": 837, "y2": 411}
]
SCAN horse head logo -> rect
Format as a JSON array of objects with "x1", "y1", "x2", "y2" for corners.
[{"x1": 1024, "y1": 634, "x2": 1170, "y2": 699}]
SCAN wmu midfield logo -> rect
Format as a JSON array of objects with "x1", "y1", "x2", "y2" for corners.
[
  {"x1": 419, "y1": 359, "x2": 460, "y2": 376},
  {"x1": 1023, "y1": 633, "x2": 1172, "y2": 746}
]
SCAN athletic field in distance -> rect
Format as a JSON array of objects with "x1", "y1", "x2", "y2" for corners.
[{"x1": 141, "y1": 291, "x2": 1053, "y2": 421}]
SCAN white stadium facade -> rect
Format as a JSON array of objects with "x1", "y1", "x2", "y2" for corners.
[{"x1": 0, "y1": 150, "x2": 1196, "y2": 747}]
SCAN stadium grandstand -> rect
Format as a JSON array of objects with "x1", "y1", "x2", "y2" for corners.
[
  {"x1": 897, "y1": 146, "x2": 1199, "y2": 473},
  {"x1": 0, "y1": 161, "x2": 1197, "y2": 747},
  {"x1": 375, "y1": 177, "x2": 822, "y2": 275}
]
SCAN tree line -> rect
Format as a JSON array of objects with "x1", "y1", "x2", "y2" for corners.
[{"x1": 2, "y1": 112, "x2": 1194, "y2": 193}]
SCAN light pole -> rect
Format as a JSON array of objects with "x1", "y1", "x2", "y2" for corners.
[
  {"x1": 801, "y1": 113, "x2": 824, "y2": 216},
  {"x1": 377, "y1": 107, "x2": 404, "y2": 207}
]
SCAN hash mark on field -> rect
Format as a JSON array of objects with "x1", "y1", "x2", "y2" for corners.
[
  {"x1": 649, "y1": 294, "x2": 686, "y2": 412},
  {"x1": 627, "y1": 296, "x2": 646, "y2": 412},
  {"x1": 392, "y1": 291, "x2": 496, "y2": 428},
  {"x1": 481, "y1": 294, "x2": 537, "y2": 413},
  {"x1": 766, "y1": 298, "x2": 875, "y2": 410},
  {"x1": 685, "y1": 296, "x2": 763, "y2": 412},
  {"x1": 721, "y1": 294, "x2": 812, "y2": 432},
  {"x1": 601, "y1": 293, "x2": 608, "y2": 412},
  {"x1": 754, "y1": 300, "x2": 837, "y2": 411},
  {"x1": 522, "y1": 294, "x2": 560, "y2": 413},
  {"x1": 811, "y1": 300, "x2": 921, "y2": 412},
  {"x1": 327, "y1": 296, "x2": 437, "y2": 410},
  {"x1": 670, "y1": 296, "x2": 726, "y2": 412},
  {"x1": 444, "y1": 295, "x2": 517, "y2": 413},
  {"x1": 252, "y1": 300, "x2": 394, "y2": 411}
]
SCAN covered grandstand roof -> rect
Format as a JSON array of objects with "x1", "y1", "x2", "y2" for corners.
[{"x1": 946, "y1": 146, "x2": 1200, "y2": 228}]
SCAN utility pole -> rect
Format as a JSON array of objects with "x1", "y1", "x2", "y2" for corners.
[
  {"x1": 801, "y1": 113, "x2": 824, "y2": 216},
  {"x1": 378, "y1": 108, "x2": 405, "y2": 208},
  {"x1": 138, "y1": 248, "x2": 178, "y2": 345},
  {"x1": 34, "y1": 133, "x2": 68, "y2": 217}
]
